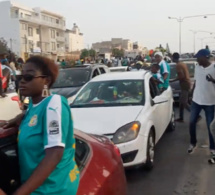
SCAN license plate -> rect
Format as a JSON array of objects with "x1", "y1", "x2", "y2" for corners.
[{"x1": 173, "y1": 93, "x2": 179, "y2": 97}]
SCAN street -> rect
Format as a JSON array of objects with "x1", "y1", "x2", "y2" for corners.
[{"x1": 126, "y1": 108, "x2": 215, "y2": 195}]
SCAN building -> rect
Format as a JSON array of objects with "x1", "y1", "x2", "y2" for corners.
[
  {"x1": 92, "y1": 38, "x2": 133, "y2": 53},
  {"x1": 123, "y1": 42, "x2": 145, "y2": 59},
  {"x1": 65, "y1": 23, "x2": 84, "y2": 52},
  {"x1": 0, "y1": 1, "x2": 66, "y2": 61}
]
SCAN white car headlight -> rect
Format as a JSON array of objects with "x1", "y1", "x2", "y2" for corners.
[{"x1": 112, "y1": 121, "x2": 141, "y2": 144}]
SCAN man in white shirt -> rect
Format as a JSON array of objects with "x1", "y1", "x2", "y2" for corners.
[{"x1": 188, "y1": 49, "x2": 215, "y2": 156}]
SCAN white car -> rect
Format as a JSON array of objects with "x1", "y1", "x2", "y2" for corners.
[
  {"x1": 0, "y1": 92, "x2": 22, "y2": 120},
  {"x1": 70, "y1": 71, "x2": 175, "y2": 169}
]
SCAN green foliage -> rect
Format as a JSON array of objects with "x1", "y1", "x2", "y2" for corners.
[
  {"x1": 80, "y1": 49, "x2": 89, "y2": 59},
  {"x1": 0, "y1": 38, "x2": 9, "y2": 54},
  {"x1": 112, "y1": 48, "x2": 124, "y2": 57},
  {"x1": 80, "y1": 49, "x2": 96, "y2": 59},
  {"x1": 88, "y1": 49, "x2": 96, "y2": 58}
]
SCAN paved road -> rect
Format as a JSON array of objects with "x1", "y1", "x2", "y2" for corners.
[{"x1": 126, "y1": 109, "x2": 215, "y2": 195}]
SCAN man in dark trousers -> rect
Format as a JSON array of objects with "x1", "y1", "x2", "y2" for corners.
[
  {"x1": 188, "y1": 49, "x2": 215, "y2": 156},
  {"x1": 172, "y1": 53, "x2": 191, "y2": 122}
]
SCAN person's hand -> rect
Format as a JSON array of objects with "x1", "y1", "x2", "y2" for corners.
[
  {"x1": 2, "y1": 113, "x2": 24, "y2": 129},
  {"x1": 2, "y1": 120, "x2": 16, "y2": 129},
  {"x1": 206, "y1": 74, "x2": 215, "y2": 83},
  {"x1": 0, "y1": 189, "x2": 7, "y2": 195}
]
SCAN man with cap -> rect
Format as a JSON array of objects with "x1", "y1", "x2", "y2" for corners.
[
  {"x1": 188, "y1": 49, "x2": 215, "y2": 156},
  {"x1": 154, "y1": 52, "x2": 170, "y2": 91}
]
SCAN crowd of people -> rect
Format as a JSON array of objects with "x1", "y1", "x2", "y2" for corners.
[
  {"x1": 1, "y1": 48, "x2": 215, "y2": 194},
  {"x1": 0, "y1": 56, "x2": 24, "y2": 98}
]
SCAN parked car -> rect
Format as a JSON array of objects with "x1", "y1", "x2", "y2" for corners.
[
  {"x1": 0, "y1": 125, "x2": 127, "y2": 195},
  {"x1": 170, "y1": 61, "x2": 196, "y2": 102},
  {"x1": 51, "y1": 64, "x2": 110, "y2": 98},
  {"x1": 70, "y1": 71, "x2": 175, "y2": 169},
  {"x1": 0, "y1": 93, "x2": 22, "y2": 120}
]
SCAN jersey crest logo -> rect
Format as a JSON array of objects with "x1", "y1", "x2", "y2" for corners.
[{"x1": 28, "y1": 115, "x2": 38, "y2": 127}]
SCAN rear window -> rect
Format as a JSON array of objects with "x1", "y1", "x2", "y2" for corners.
[{"x1": 52, "y1": 69, "x2": 91, "y2": 88}]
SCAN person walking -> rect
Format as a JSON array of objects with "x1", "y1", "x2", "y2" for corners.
[
  {"x1": 0, "y1": 62, "x2": 6, "y2": 98},
  {"x1": 171, "y1": 53, "x2": 191, "y2": 122},
  {"x1": 154, "y1": 52, "x2": 170, "y2": 91},
  {"x1": 188, "y1": 49, "x2": 215, "y2": 155},
  {"x1": 1, "y1": 56, "x2": 80, "y2": 195},
  {"x1": 202, "y1": 74, "x2": 215, "y2": 163}
]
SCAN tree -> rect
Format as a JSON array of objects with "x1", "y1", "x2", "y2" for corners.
[
  {"x1": 0, "y1": 38, "x2": 9, "y2": 55},
  {"x1": 112, "y1": 48, "x2": 124, "y2": 58},
  {"x1": 80, "y1": 49, "x2": 96, "y2": 59},
  {"x1": 80, "y1": 49, "x2": 89, "y2": 59},
  {"x1": 88, "y1": 49, "x2": 96, "y2": 58}
]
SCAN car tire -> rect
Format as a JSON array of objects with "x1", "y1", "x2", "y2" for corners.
[
  {"x1": 144, "y1": 129, "x2": 155, "y2": 171},
  {"x1": 167, "y1": 110, "x2": 175, "y2": 132}
]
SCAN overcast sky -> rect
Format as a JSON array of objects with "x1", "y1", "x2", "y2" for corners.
[{"x1": 5, "y1": 0, "x2": 215, "y2": 53}]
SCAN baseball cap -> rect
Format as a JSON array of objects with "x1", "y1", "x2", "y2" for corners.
[
  {"x1": 194, "y1": 49, "x2": 210, "y2": 58},
  {"x1": 154, "y1": 52, "x2": 163, "y2": 58},
  {"x1": 1, "y1": 59, "x2": 7, "y2": 64}
]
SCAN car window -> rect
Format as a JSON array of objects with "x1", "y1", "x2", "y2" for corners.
[
  {"x1": 170, "y1": 64, "x2": 177, "y2": 80},
  {"x1": 75, "y1": 138, "x2": 90, "y2": 172},
  {"x1": 52, "y1": 69, "x2": 91, "y2": 88},
  {"x1": 72, "y1": 80, "x2": 145, "y2": 108},
  {"x1": 99, "y1": 68, "x2": 106, "y2": 74},
  {"x1": 186, "y1": 62, "x2": 195, "y2": 77},
  {"x1": 149, "y1": 78, "x2": 160, "y2": 99},
  {"x1": 92, "y1": 69, "x2": 100, "y2": 78}
]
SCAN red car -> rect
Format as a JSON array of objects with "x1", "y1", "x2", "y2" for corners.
[{"x1": 0, "y1": 123, "x2": 127, "y2": 195}]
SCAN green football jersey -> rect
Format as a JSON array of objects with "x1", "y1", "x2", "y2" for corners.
[
  {"x1": 159, "y1": 60, "x2": 170, "y2": 89},
  {"x1": 18, "y1": 95, "x2": 79, "y2": 195}
]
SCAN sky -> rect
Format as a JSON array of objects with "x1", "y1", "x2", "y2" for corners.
[{"x1": 4, "y1": 0, "x2": 215, "y2": 53}]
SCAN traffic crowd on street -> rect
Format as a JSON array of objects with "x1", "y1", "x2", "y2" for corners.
[{"x1": 0, "y1": 47, "x2": 215, "y2": 195}]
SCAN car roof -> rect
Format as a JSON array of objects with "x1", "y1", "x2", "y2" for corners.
[{"x1": 91, "y1": 70, "x2": 148, "y2": 81}]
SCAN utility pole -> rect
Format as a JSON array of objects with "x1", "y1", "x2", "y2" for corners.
[{"x1": 10, "y1": 38, "x2": 13, "y2": 52}]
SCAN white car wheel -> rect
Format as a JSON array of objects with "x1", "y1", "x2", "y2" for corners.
[
  {"x1": 144, "y1": 129, "x2": 155, "y2": 171},
  {"x1": 167, "y1": 110, "x2": 175, "y2": 132}
]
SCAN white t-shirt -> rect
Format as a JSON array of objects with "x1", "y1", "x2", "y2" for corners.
[
  {"x1": 193, "y1": 63, "x2": 215, "y2": 105},
  {"x1": 159, "y1": 60, "x2": 169, "y2": 74}
]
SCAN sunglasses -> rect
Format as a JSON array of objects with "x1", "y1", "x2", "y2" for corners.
[{"x1": 17, "y1": 74, "x2": 47, "y2": 82}]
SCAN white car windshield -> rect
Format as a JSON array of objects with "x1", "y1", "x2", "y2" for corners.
[{"x1": 71, "y1": 80, "x2": 145, "y2": 108}]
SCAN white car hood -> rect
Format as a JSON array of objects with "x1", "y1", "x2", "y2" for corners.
[{"x1": 72, "y1": 106, "x2": 143, "y2": 135}]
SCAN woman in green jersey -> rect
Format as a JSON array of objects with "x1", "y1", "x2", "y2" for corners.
[{"x1": 2, "y1": 56, "x2": 79, "y2": 195}]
